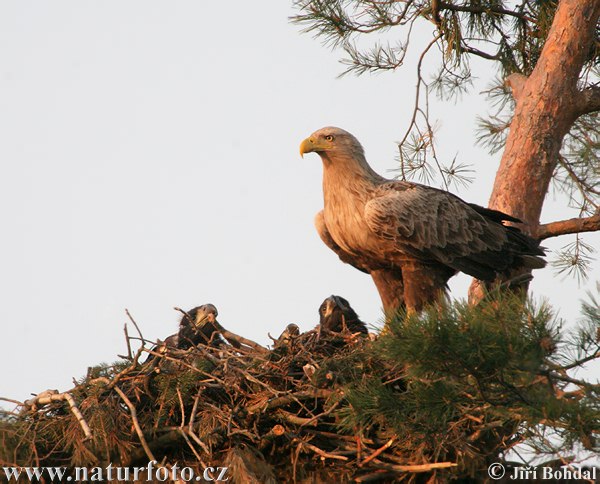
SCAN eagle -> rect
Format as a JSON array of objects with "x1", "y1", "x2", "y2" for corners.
[
  {"x1": 300, "y1": 127, "x2": 546, "y2": 312},
  {"x1": 274, "y1": 323, "x2": 301, "y2": 349},
  {"x1": 174, "y1": 304, "x2": 237, "y2": 349},
  {"x1": 146, "y1": 304, "x2": 240, "y2": 362},
  {"x1": 318, "y1": 295, "x2": 368, "y2": 335}
]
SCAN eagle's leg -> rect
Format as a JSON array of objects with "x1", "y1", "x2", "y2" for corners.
[
  {"x1": 370, "y1": 268, "x2": 405, "y2": 317},
  {"x1": 401, "y1": 260, "x2": 450, "y2": 312}
]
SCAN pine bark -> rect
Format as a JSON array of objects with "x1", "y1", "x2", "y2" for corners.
[{"x1": 469, "y1": 0, "x2": 600, "y2": 300}]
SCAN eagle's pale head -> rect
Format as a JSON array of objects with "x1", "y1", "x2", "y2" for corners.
[{"x1": 299, "y1": 127, "x2": 365, "y2": 159}]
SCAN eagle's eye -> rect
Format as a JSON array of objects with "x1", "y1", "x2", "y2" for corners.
[{"x1": 324, "y1": 135, "x2": 334, "y2": 142}]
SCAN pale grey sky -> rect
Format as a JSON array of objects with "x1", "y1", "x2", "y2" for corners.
[{"x1": 1, "y1": 2, "x2": 598, "y2": 404}]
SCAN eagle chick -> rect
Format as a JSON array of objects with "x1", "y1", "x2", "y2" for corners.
[{"x1": 319, "y1": 295, "x2": 368, "y2": 335}]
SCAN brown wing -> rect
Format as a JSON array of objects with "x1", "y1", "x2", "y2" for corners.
[{"x1": 364, "y1": 182, "x2": 544, "y2": 281}]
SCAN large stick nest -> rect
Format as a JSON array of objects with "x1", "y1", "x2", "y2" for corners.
[
  {"x1": 0, "y1": 318, "x2": 465, "y2": 483},
  {"x1": 8, "y1": 294, "x2": 593, "y2": 483}
]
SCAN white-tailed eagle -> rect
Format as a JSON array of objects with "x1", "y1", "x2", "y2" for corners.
[
  {"x1": 318, "y1": 295, "x2": 368, "y2": 335},
  {"x1": 300, "y1": 127, "x2": 546, "y2": 312}
]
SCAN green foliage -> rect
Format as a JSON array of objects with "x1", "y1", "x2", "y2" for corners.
[
  {"x1": 292, "y1": 0, "x2": 598, "y2": 79},
  {"x1": 336, "y1": 294, "x2": 600, "y2": 470}
]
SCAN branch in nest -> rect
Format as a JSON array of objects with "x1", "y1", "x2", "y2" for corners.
[
  {"x1": 378, "y1": 461, "x2": 458, "y2": 473},
  {"x1": 21, "y1": 390, "x2": 92, "y2": 441},
  {"x1": 92, "y1": 377, "x2": 158, "y2": 464},
  {"x1": 359, "y1": 437, "x2": 396, "y2": 467},
  {"x1": 536, "y1": 214, "x2": 600, "y2": 240},
  {"x1": 217, "y1": 325, "x2": 268, "y2": 353},
  {"x1": 300, "y1": 441, "x2": 349, "y2": 461},
  {"x1": 247, "y1": 389, "x2": 335, "y2": 414},
  {"x1": 0, "y1": 397, "x2": 24, "y2": 407},
  {"x1": 111, "y1": 384, "x2": 156, "y2": 463},
  {"x1": 276, "y1": 410, "x2": 316, "y2": 426}
]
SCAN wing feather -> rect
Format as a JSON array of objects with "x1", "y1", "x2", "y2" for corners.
[{"x1": 363, "y1": 182, "x2": 522, "y2": 280}]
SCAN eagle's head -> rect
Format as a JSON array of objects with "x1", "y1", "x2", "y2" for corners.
[
  {"x1": 299, "y1": 127, "x2": 365, "y2": 160},
  {"x1": 274, "y1": 323, "x2": 301, "y2": 348},
  {"x1": 184, "y1": 303, "x2": 218, "y2": 329},
  {"x1": 318, "y1": 295, "x2": 368, "y2": 335}
]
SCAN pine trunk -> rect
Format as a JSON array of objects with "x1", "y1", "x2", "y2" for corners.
[{"x1": 469, "y1": 0, "x2": 600, "y2": 300}]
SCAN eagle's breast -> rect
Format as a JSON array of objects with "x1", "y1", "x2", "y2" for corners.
[{"x1": 323, "y1": 174, "x2": 397, "y2": 263}]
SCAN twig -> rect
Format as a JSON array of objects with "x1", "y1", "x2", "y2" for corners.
[
  {"x1": 306, "y1": 429, "x2": 377, "y2": 446},
  {"x1": 0, "y1": 397, "x2": 24, "y2": 407},
  {"x1": 378, "y1": 461, "x2": 458, "y2": 473},
  {"x1": 89, "y1": 347, "x2": 144, "y2": 390},
  {"x1": 187, "y1": 429, "x2": 211, "y2": 455},
  {"x1": 301, "y1": 441, "x2": 349, "y2": 461},
  {"x1": 218, "y1": 326, "x2": 268, "y2": 353},
  {"x1": 112, "y1": 384, "x2": 156, "y2": 462},
  {"x1": 276, "y1": 410, "x2": 316, "y2": 426},
  {"x1": 550, "y1": 347, "x2": 600, "y2": 372},
  {"x1": 124, "y1": 324, "x2": 133, "y2": 360},
  {"x1": 125, "y1": 309, "x2": 145, "y2": 347},
  {"x1": 438, "y1": 1, "x2": 536, "y2": 23},
  {"x1": 21, "y1": 390, "x2": 92, "y2": 441},
  {"x1": 177, "y1": 387, "x2": 186, "y2": 427},
  {"x1": 139, "y1": 348, "x2": 227, "y2": 385},
  {"x1": 188, "y1": 388, "x2": 203, "y2": 432},
  {"x1": 179, "y1": 429, "x2": 205, "y2": 466},
  {"x1": 300, "y1": 400, "x2": 341, "y2": 427},
  {"x1": 359, "y1": 437, "x2": 396, "y2": 467},
  {"x1": 247, "y1": 389, "x2": 334, "y2": 414}
]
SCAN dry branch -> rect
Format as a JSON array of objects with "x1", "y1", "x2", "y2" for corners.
[
  {"x1": 300, "y1": 441, "x2": 349, "y2": 461},
  {"x1": 21, "y1": 390, "x2": 92, "y2": 441},
  {"x1": 536, "y1": 214, "x2": 600, "y2": 240},
  {"x1": 359, "y1": 437, "x2": 396, "y2": 467},
  {"x1": 111, "y1": 382, "x2": 156, "y2": 462}
]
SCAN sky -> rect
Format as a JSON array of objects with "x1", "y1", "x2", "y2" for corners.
[{"x1": 0, "y1": 2, "x2": 598, "y2": 406}]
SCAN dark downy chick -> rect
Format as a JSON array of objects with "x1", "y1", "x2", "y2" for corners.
[
  {"x1": 318, "y1": 295, "x2": 368, "y2": 335},
  {"x1": 176, "y1": 304, "x2": 227, "y2": 349}
]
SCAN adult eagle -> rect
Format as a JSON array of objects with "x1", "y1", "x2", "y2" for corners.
[{"x1": 300, "y1": 127, "x2": 546, "y2": 312}]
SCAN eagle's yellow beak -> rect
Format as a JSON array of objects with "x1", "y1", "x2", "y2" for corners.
[
  {"x1": 300, "y1": 136, "x2": 331, "y2": 158},
  {"x1": 299, "y1": 137, "x2": 314, "y2": 158}
]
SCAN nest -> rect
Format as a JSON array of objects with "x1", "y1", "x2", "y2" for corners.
[{"x1": 0, "y1": 317, "x2": 463, "y2": 483}]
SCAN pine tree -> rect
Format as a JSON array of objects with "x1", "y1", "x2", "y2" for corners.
[
  {"x1": 290, "y1": 0, "x2": 600, "y2": 476},
  {"x1": 292, "y1": 0, "x2": 600, "y2": 288}
]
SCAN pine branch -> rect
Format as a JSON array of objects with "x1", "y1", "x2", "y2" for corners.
[
  {"x1": 438, "y1": 1, "x2": 536, "y2": 23},
  {"x1": 460, "y1": 45, "x2": 498, "y2": 60},
  {"x1": 536, "y1": 213, "x2": 600, "y2": 240},
  {"x1": 576, "y1": 85, "x2": 600, "y2": 116}
]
